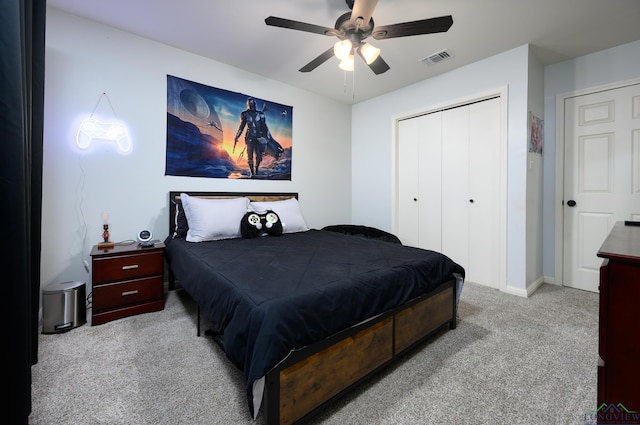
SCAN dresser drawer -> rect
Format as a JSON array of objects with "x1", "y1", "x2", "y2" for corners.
[
  {"x1": 92, "y1": 250, "x2": 163, "y2": 284},
  {"x1": 92, "y1": 275, "x2": 163, "y2": 311}
]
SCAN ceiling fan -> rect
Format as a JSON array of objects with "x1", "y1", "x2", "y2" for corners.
[{"x1": 265, "y1": 0, "x2": 453, "y2": 75}]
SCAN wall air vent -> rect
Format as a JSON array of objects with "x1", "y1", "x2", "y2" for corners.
[{"x1": 420, "y1": 49, "x2": 454, "y2": 66}]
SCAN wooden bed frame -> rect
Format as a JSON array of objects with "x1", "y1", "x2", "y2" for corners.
[{"x1": 166, "y1": 191, "x2": 459, "y2": 425}]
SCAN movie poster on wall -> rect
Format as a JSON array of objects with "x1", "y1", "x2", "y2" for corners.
[{"x1": 165, "y1": 75, "x2": 292, "y2": 180}]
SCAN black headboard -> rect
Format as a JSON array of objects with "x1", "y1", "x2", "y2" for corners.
[{"x1": 168, "y1": 191, "x2": 299, "y2": 236}]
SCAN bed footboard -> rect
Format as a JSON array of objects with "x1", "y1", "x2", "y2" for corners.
[{"x1": 263, "y1": 279, "x2": 456, "y2": 425}]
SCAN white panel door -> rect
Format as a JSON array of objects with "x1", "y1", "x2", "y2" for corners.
[
  {"x1": 397, "y1": 117, "x2": 421, "y2": 248},
  {"x1": 397, "y1": 113, "x2": 442, "y2": 250},
  {"x1": 441, "y1": 106, "x2": 470, "y2": 269},
  {"x1": 563, "y1": 82, "x2": 640, "y2": 292},
  {"x1": 468, "y1": 98, "x2": 501, "y2": 287},
  {"x1": 442, "y1": 98, "x2": 501, "y2": 287}
]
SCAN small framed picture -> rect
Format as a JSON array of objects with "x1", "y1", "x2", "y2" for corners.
[{"x1": 528, "y1": 111, "x2": 543, "y2": 155}]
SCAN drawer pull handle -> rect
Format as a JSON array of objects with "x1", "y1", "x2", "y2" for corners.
[
  {"x1": 122, "y1": 290, "x2": 139, "y2": 296},
  {"x1": 122, "y1": 265, "x2": 139, "y2": 270}
]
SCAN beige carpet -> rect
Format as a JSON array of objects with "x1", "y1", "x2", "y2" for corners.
[{"x1": 29, "y1": 281, "x2": 599, "y2": 424}]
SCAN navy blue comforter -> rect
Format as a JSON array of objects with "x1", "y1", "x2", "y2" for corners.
[{"x1": 164, "y1": 229, "x2": 464, "y2": 416}]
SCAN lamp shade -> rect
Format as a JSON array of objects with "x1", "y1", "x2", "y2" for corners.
[
  {"x1": 360, "y1": 43, "x2": 380, "y2": 64},
  {"x1": 338, "y1": 54, "x2": 355, "y2": 71},
  {"x1": 333, "y1": 40, "x2": 352, "y2": 61}
]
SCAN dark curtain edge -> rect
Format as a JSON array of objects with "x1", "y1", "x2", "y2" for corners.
[
  {"x1": 1, "y1": 0, "x2": 46, "y2": 422},
  {"x1": 30, "y1": 0, "x2": 46, "y2": 368}
]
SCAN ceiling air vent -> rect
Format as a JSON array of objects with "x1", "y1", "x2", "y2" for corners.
[{"x1": 420, "y1": 49, "x2": 454, "y2": 66}]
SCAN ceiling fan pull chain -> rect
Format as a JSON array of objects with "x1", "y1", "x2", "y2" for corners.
[
  {"x1": 343, "y1": 70, "x2": 348, "y2": 93},
  {"x1": 352, "y1": 64, "x2": 356, "y2": 100}
]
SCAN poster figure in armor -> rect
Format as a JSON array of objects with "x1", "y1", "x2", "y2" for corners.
[
  {"x1": 234, "y1": 97, "x2": 281, "y2": 177},
  {"x1": 166, "y1": 75, "x2": 292, "y2": 180}
]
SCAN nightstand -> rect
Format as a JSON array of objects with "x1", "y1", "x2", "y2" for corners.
[{"x1": 90, "y1": 242, "x2": 165, "y2": 325}]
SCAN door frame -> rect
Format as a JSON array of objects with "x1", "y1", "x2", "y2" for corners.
[
  {"x1": 554, "y1": 77, "x2": 640, "y2": 287},
  {"x1": 392, "y1": 86, "x2": 508, "y2": 293}
]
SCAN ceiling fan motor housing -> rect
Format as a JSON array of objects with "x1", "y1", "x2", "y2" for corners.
[{"x1": 335, "y1": 11, "x2": 374, "y2": 44}]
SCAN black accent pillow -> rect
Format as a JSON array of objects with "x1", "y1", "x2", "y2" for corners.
[
  {"x1": 241, "y1": 210, "x2": 283, "y2": 238},
  {"x1": 173, "y1": 201, "x2": 189, "y2": 238}
]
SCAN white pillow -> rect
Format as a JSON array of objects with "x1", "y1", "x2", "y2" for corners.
[
  {"x1": 250, "y1": 197, "x2": 309, "y2": 234},
  {"x1": 180, "y1": 193, "x2": 249, "y2": 242}
]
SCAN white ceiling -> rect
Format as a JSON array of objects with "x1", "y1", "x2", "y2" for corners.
[{"x1": 48, "y1": 0, "x2": 640, "y2": 105}]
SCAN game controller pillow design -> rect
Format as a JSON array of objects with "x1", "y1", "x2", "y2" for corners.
[{"x1": 241, "y1": 210, "x2": 283, "y2": 238}]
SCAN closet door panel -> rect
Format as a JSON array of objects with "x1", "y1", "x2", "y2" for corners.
[
  {"x1": 398, "y1": 113, "x2": 442, "y2": 250},
  {"x1": 441, "y1": 106, "x2": 470, "y2": 269},
  {"x1": 397, "y1": 118, "x2": 421, "y2": 247},
  {"x1": 417, "y1": 113, "x2": 443, "y2": 251},
  {"x1": 468, "y1": 98, "x2": 501, "y2": 286}
]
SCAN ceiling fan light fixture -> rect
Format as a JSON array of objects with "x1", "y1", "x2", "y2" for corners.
[
  {"x1": 265, "y1": 4, "x2": 453, "y2": 76},
  {"x1": 338, "y1": 54, "x2": 355, "y2": 71},
  {"x1": 333, "y1": 39, "x2": 353, "y2": 61},
  {"x1": 360, "y1": 42, "x2": 380, "y2": 65}
]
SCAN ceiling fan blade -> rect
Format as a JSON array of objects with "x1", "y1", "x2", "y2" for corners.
[
  {"x1": 372, "y1": 15, "x2": 453, "y2": 40},
  {"x1": 299, "y1": 47, "x2": 335, "y2": 73},
  {"x1": 350, "y1": 0, "x2": 378, "y2": 25},
  {"x1": 265, "y1": 16, "x2": 337, "y2": 36},
  {"x1": 356, "y1": 49, "x2": 390, "y2": 75}
]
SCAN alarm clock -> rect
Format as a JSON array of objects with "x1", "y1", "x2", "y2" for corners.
[{"x1": 137, "y1": 229, "x2": 154, "y2": 247}]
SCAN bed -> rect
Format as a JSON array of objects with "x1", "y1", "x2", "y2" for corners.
[{"x1": 164, "y1": 191, "x2": 465, "y2": 424}]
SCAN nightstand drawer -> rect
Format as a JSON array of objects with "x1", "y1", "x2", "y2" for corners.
[
  {"x1": 92, "y1": 275, "x2": 163, "y2": 311},
  {"x1": 92, "y1": 250, "x2": 163, "y2": 284}
]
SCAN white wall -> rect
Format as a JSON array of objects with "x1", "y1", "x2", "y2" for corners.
[
  {"x1": 352, "y1": 39, "x2": 640, "y2": 294},
  {"x1": 526, "y1": 47, "x2": 545, "y2": 290},
  {"x1": 42, "y1": 8, "x2": 352, "y2": 290},
  {"x1": 351, "y1": 45, "x2": 530, "y2": 294},
  {"x1": 543, "y1": 39, "x2": 640, "y2": 282},
  {"x1": 44, "y1": 7, "x2": 640, "y2": 296}
]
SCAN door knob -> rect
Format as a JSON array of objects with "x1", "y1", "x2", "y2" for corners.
[
  {"x1": 469, "y1": 199, "x2": 474, "y2": 203},
  {"x1": 567, "y1": 200, "x2": 577, "y2": 207},
  {"x1": 413, "y1": 198, "x2": 417, "y2": 202}
]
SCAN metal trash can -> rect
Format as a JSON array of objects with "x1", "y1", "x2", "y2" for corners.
[{"x1": 42, "y1": 281, "x2": 87, "y2": 334}]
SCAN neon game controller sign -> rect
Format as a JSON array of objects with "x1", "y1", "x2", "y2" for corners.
[{"x1": 76, "y1": 117, "x2": 132, "y2": 153}]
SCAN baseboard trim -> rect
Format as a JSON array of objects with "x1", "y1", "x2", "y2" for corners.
[
  {"x1": 503, "y1": 285, "x2": 528, "y2": 298},
  {"x1": 526, "y1": 277, "x2": 545, "y2": 297},
  {"x1": 503, "y1": 277, "x2": 545, "y2": 298}
]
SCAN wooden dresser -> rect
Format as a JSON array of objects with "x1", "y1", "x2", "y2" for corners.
[
  {"x1": 90, "y1": 242, "x2": 165, "y2": 325},
  {"x1": 596, "y1": 222, "x2": 640, "y2": 414}
]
